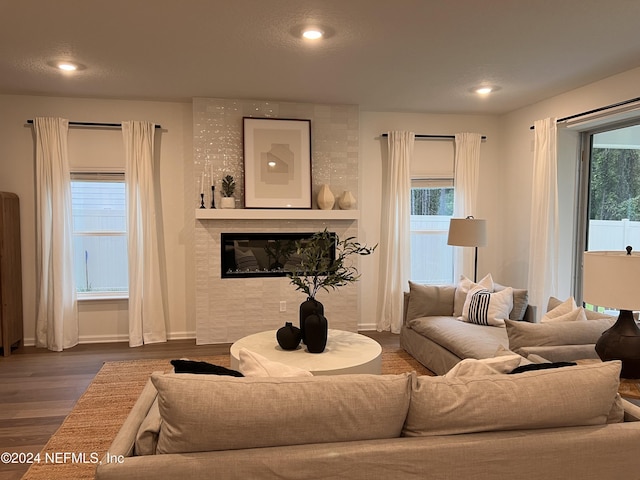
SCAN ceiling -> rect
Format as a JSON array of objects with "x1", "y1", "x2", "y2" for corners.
[{"x1": 2, "y1": 0, "x2": 640, "y2": 115}]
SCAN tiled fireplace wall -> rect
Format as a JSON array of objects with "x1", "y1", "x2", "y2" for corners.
[{"x1": 193, "y1": 98, "x2": 360, "y2": 344}]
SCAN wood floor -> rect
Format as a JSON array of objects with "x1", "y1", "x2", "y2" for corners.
[{"x1": 0, "y1": 331, "x2": 398, "y2": 480}]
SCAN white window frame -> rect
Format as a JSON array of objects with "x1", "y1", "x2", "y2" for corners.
[
  {"x1": 410, "y1": 178, "x2": 455, "y2": 285},
  {"x1": 70, "y1": 170, "x2": 128, "y2": 300}
]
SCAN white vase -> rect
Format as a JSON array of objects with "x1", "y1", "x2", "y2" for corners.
[
  {"x1": 317, "y1": 184, "x2": 335, "y2": 210},
  {"x1": 338, "y1": 190, "x2": 356, "y2": 210},
  {"x1": 220, "y1": 196, "x2": 235, "y2": 209}
]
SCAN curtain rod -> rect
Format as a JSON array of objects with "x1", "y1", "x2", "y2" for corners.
[
  {"x1": 26, "y1": 120, "x2": 162, "y2": 129},
  {"x1": 380, "y1": 133, "x2": 487, "y2": 140},
  {"x1": 528, "y1": 96, "x2": 640, "y2": 130}
]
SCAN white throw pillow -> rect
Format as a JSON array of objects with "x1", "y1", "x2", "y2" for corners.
[
  {"x1": 238, "y1": 348, "x2": 313, "y2": 377},
  {"x1": 453, "y1": 273, "x2": 494, "y2": 316},
  {"x1": 445, "y1": 354, "x2": 523, "y2": 377},
  {"x1": 541, "y1": 306, "x2": 588, "y2": 323},
  {"x1": 460, "y1": 285, "x2": 513, "y2": 327},
  {"x1": 541, "y1": 296, "x2": 577, "y2": 322}
]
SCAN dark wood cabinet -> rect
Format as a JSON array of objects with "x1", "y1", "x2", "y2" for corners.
[{"x1": 0, "y1": 192, "x2": 23, "y2": 356}]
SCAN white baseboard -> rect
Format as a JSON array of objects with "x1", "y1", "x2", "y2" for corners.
[
  {"x1": 23, "y1": 331, "x2": 197, "y2": 346},
  {"x1": 357, "y1": 322, "x2": 378, "y2": 331}
]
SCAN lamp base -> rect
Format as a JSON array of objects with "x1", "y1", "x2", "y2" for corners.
[{"x1": 595, "y1": 309, "x2": 640, "y2": 379}]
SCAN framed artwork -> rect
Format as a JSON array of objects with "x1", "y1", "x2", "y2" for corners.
[{"x1": 243, "y1": 117, "x2": 312, "y2": 209}]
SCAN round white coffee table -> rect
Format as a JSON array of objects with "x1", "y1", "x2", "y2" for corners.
[{"x1": 230, "y1": 329, "x2": 382, "y2": 375}]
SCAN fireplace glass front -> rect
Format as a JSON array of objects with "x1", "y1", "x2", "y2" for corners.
[{"x1": 221, "y1": 232, "x2": 335, "y2": 278}]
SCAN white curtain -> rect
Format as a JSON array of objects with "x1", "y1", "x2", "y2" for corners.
[
  {"x1": 34, "y1": 117, "x2": 78, "y2": 351},
  {"x1": 528, "y1": 117, "x2": 558, "y2": 320},
  {"x1": 123, "y1": 121, "x2": 167, "y2": 346},
  {"x1": 377, "y1": 131, "x2": 414, "y2": 333},
  {"x1": 453, "y1": 133, "x2": 483, "y2": 280}
]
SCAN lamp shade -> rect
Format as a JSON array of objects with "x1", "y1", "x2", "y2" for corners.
[
  {"x1": 447, "y1": 218, "x2": 487, "y2": 247},
  {"x1": 583, "y1": 250, "x2": 640, "y2": 311}
]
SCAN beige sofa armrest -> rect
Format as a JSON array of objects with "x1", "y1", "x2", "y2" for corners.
[
  {"x1": 522, "y1": 304, "x2": 536, "y2": 323},
  {"x1": 623, "y1": 399, "x2": 640, "y2": 422},
  {"x1": 100, "y1": 378, "x2": 159, "y2": 460}
]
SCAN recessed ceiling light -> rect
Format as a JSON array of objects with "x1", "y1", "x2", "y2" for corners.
[
  {"x1": 47, "y1": 60, "x2": 86, "y2": 72},
  {"x1": 290, "y1": 24, "x2": 334, "y2": 40},
  {"x1": 58, "y1": 62, "x2": 78, "y2": 71},
  {"x1": 472, "y1": 85, "x2": 501, "y2": 95},
  {"x1": 302, "y1": 28, "x2": 324, "y2": 40}
]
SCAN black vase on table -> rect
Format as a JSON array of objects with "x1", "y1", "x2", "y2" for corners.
[
  {"x1": 299, "y1": 298, "x2": 324, "y2": 344},
  {"x1": 304, "y1": 313, "x2": 328, "y2": 353},
  {"x1": 276, "y1": 322, "x2": 302, "y2": 350}
]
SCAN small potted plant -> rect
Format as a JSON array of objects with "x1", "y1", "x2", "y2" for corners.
[{"x1": 220, "y1": 175, "x2": 236, "y2": 209}]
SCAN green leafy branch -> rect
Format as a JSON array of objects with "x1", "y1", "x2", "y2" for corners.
[{"x1": 286, "y1": 229, "x2": 376, "y2": 299}]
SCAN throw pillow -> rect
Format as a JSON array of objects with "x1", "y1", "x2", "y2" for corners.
[
  {"x1": 170, "y1": 359, "x2": 244, "y2": 377},
  {"x1": 460, "y1": 285, "x2": 513, "y2": 327},
  {"x1": 453, "y1": 273, "x2": 494, "y2": 317},
  {"x1": 541, "y1": 306, "x2": 588, "y2": 323},
  {"x1": 406, "y1": 282, "x2": 456, "y2": 321},
  {"x1": 238, "y1": 348, "x2": 313, "y2": 377},
  {"x1": 509, "y1": 362, "x2": 577, "y2": 374},
  {"x1": 542, "y1": 296, "x2": 577, "y2": 322},
  {"x1": 445, "y1": 354, "x2": 523, "y2": 377},
  {"x1": 494, "y1": 282, "x2": 529, "y2": 320}
]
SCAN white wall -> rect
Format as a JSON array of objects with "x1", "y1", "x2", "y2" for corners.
[
  {"x1": 500, "y1": 66, "x2": 640, "y2": 304},
  {"x1": 0, "y1": 94, "x2": 193, "y2": 344},
  {"x1": 358, "y1": 112, "x2": 504, "y2": 330},
  {"x1": 3, "y1": 65, "x2": 640, "y2": 342}
]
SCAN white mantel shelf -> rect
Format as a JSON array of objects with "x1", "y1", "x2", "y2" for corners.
[{"x1": 195, "y1": 209, "x2": 359, "y2": 220}]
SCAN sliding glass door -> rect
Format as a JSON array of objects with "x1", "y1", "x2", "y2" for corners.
[{"x1": 576, "y1": 121, "x2": 640, "y2": 311}]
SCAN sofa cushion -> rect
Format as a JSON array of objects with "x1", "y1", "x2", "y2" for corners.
[
  {"x1": 409, "y1": 316, "x2": 509, "y2": 360},
  {"x1": 453, "y1": 274, "x2": 494, "y2": 317},
  {"x1": 402, "y1": 361, "x2": 622, "y2": 437},
  {"x1": 151, "y1": 373, "x2": 412, "y2": 454},
  {"x1": 406, "y1": 282, "x2": 455, "y2": 321},
  {"x1": 461, "y1": 286, "x2": 513, "y2": 326},
  {"x1": 518, "y1": 344, "x2": 602, "y2": 362},
  {"x1": 505, "y1": 317, "x2": 615, "y2": 356}
]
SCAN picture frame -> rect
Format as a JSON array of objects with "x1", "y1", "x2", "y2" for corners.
[{"x1": 243, "y1": 117, "x2": 312, "y2": 209}]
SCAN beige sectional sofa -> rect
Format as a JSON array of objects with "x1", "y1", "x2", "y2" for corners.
[
  {"x1": 96, "y1": 362, "x2": 640, "y2": 480},
  {"x1": 400, "y1": 280, "x2": 535, "y2": 375},
  {"x1": 400, "y1": 279, "x2": 615, "y2": 375}
]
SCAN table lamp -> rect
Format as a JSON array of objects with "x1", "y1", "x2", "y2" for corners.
[
  {"x1": 583, "y1": 247, "x2": 640, "y2": 378},
  {"x1": 447, "y1": 216, "x2": 487, "y2": 282}
]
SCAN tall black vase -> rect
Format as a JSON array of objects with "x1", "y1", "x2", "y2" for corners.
[
  {"x1": 299, "y1": 298, "x2": 324, "y2": 344},
  {"x1": 305, "y1": 313, "x2": 328, "y2": 353}
]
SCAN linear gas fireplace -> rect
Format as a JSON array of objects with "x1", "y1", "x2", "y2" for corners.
[{"x1": 221, "y1": 232, "x2": 336, "y2": 278}]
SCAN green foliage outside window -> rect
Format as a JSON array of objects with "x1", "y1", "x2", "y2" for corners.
[
  {"x1": 411, "y1": 187, "x2": 454, "y2": 215},
  {"x1": 589, "y1": 148, "x2": 640, "y2": 220}
]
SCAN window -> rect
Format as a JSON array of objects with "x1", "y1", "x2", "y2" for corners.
[
  {"x1": 410, "y1": 179, "x2": 454, "y2": 284},
  {"x1": 71, "y1": 172, "x2": 128, "y2": 297},
  {"x1": 576, "y1": 121, "x2": 640, "y2": 312}
]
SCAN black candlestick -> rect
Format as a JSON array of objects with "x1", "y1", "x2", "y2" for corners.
[
  {"x1": 199, "y1": 193, "x2": 205, "y2": 209},
  {"x1": 211, "y1": 185, "x2": 216, "y2": 208}
]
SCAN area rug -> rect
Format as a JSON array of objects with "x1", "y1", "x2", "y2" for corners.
[{"x1": 22, "y1": 348, "x2": 432, "y2": 480}]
